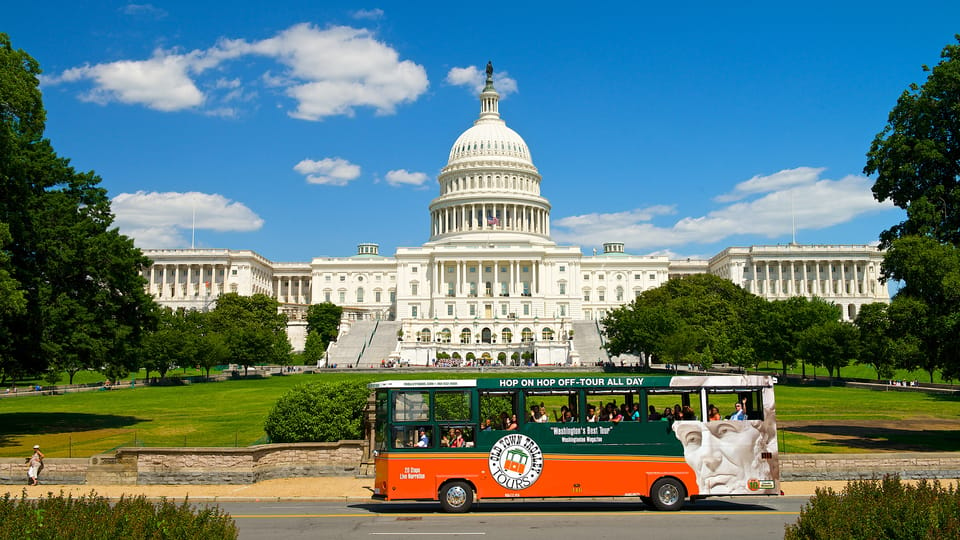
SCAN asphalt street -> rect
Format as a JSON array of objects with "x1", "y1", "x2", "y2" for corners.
[{"x1": 222, "y1": 496, "x2": 807, "y2": 540}]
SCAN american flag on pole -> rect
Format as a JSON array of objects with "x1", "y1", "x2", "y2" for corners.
[{"x1": 487, "y1": 215, "x2": 500, "y2": 226}]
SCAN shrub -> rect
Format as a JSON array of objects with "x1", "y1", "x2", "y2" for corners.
[
  {"x1": 0, "y1": 491, "x2": 237, "y2": 540},
  {"x1": 263, "y1": 379, "x2": 372, "y2": 443},
  {"x1": 784, "y1": 476, "x2": 960, "y2": 540}
]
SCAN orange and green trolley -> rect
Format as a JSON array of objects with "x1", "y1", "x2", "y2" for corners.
[{"x1": 370, "y1": 374, "x2": 780, "y2": 512}]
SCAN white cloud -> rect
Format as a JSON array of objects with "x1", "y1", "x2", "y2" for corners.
[
  {"x1": 112, "y1": 191, "x2": 264, "y2": 248},
  {"x1": 385, "y1": 169, "x2": 429, "y2": 187},
  {"x1": 552, "y1": 168, "x2": 896, "y2": 251},
  {"x1": 446, "y1": 64, "x2": 518, "y2": 97},
  {"x1": 351, "y1": 8, "x2": 384, "y2": 20},
  {"x1": 55, "y1": 53, "x2": 205, "y2": 111},
  {"x1": 294, "y1": 157, "x2": 362, "y2": 186},
  {"x1": 45, "y1": 23, "x2": 428, "y2": 120},
  {"x1": 121, "y1": 3, "x2": 167, "y2": 18},
  {"x1": 715, "y1": 166, "x2": 826, "y2": 202}
]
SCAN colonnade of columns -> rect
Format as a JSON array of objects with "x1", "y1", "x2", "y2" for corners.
[
  {"x1": 747, "y1": 260, "x2": 876, "y2": 298},
  {"x1": 146, "y1": 264, "x2": 227, "y2": 298},
  {"x1": 273, "y1": 277, "x2": 311, "y2": 304},
  {"x1": 431, "y1": 203, "x2": 549, "y2": 237},
  {"x1": 432, "y1": 259, "x2": 541, "y2": 298}
]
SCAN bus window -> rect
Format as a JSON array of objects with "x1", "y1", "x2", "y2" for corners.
[
  {"x1": 706, "y1": 388, "x2": 764, "y2": 421},
  {"x1": 435, "y1": 390, "x2": 472, "y2": 421},
  {"x1": 585, "y1": 390, "x2": 642, "y2": 422},
  {"x1": 375, "y1": 390, "x2": 388, "y2": 453},
  {"x1": 393, "y1": 425, "x2": 433, "y2": 449},
  {"x1": 393, "y1": 391, "x2": 430, "y2": 422},
  {"x1": 479, "y1": 391, "x2": 518, "y2": 430},
  {"x1": 525, "y1": 390, "x2": 578, "y2": 423},
  {"x1": 439, "y1": 425, "x2": 475, "y2": 448},
  {"x1": 646, "y1": 388, "x2": 702, "y2": 422}
]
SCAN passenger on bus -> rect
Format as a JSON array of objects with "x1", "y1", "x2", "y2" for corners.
[
  {"x1": 619, "y1": 403, "x2": 631, "y2": 421},
  {"x1": 729, "y1": 400, "x2": 746, "y2": 420},
  {"x1": 708, "y1": 404, "x2": 721, "y2": 421},
  {"x1": 482, "y1": 418, "x2": 494, "y2": 431},
  {"x1": 506, "y1": 414, "x2": 519, "y2": 430},
  {"x1": 605, "y1": 403, "x2": 623, "y2": 423},
  {"x1": 648, "y1": 405, "x2": 661, "y2": 421},
  {"x1": 530, "y1": 405, "x2": 548, "y2": 423},
  {"x1": 500, "y1": 412, "x2": 511, "y2": 430},
  {"x1": 682, "y1": 405, "x2": 697, "y2": 421},
  {"x1": 585, "y1": 405, "x2": 598, "y2": 422},
  {"x1": 561, "y1": 408, "x2": 575, "y2": 422},
  {"x1": 630, "y1": 403, "x2": 641, "y2": 422},
  {"x1": 673, "y1": 404, "x2": 682, "y2": 420},
  {"x1": 661, "y1": 407, "x2": 673, "y2": 421},
  {"x1": 450, "y1": 429, "x2": 465, "y2": 448},
  {"x1": 416, "y1": 429, "x2": 430, "y2": 448}
]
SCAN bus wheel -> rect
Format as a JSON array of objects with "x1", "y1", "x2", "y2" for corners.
[
  {"x1": 439, "y1": 481, "x2": 474, "y2": 513},
  {"x1": 650, "y1": 478, "x2": 685, "y2": 511}
]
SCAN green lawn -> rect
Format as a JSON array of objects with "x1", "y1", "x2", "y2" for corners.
[
  {"x1": 2, "y1": 371, "x2": 958, "y2": 458},
  {"x1": 753, "y1": 361, "x2": 951, "y2": 384}
]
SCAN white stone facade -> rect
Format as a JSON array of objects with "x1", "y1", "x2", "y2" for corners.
[{"x1": 141, "y1": 66, "x2": 888, "y2": 361}]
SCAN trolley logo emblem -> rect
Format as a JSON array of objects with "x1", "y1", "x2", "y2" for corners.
[{"x1": 488, "y1": 434, "x2": 544, "y2": 491}]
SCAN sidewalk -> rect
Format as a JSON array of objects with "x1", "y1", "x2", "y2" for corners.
[{"x1": 2, "y1": 478, "x2": 847, "y2": 502}]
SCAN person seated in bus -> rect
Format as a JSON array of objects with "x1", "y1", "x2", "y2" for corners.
[
  {"x1": 559, "y1": 408, "x2": 575, "y2": 423},
  {"x1": 682, "y1": 405, "x2": 697, "y2": 421},
  {"x1": 506, "y1": 414, "x2": 519, "y2": 430},
  {"x1": 604, "y1": 403, "x2": 623, "y2": 423},
  {"x1": 618, "y1": 403, "x2": 631, "y2": 421},
  {"x1": 729, "y1": 400, "x2": 747, "y2": 420},
  {"x1": 673, "y1": 404, "x2": 683, "y2": 420},
  {"x1": 630, "y1": 403, "x2": 641, "y2": 422},
  {"x1": 500, "y1": 412, "x2": 511, "y2": 430},
  {"x1": 530, "y1": 405, "x2": 548, "y2": 423},
  {"x1": 648, "y1": 405, "x2": 661, "y2": 421},
  {"x1": 416, "y1": 429, "x2": 430, "y2": 448},
  {"x1": 661, "y1": 407, "x2": 673, "y2": 422},
  {"x1": 585, "y1": 405, "x2": 598, "y2": 422},
  {"x1": 707, "y1": 404, "x2": 722, "y2": 421},
  {"x1": 482, "y1": 418, "x2": 494, "y2": 431},
  {"x1": 440, "y1": 431, "x2": 450, "y2": 447},
  {"x1": 449, "y1": 429, "x2": 466, "y2": 448}
]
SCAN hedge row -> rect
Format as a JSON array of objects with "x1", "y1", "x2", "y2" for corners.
[
  {"x1": 785, "y1": 476, "x2": 960, "y2": 540},
  {"x1": 0, "y1": 491, "x2": 237, "y2": 540}
]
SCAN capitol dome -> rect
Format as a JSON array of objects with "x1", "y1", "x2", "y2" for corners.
[{"x1": 428, "y1": 62, "x2": 551, "y2": 244}]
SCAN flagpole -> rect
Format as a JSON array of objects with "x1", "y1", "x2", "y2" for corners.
[{"x1": 191, "y1": 202, "x2": 196, "y2": 249}]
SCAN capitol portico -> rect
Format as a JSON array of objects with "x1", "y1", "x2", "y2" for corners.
[{"x1": 142, "y1": 64, "x2": 888, "y2": 366}]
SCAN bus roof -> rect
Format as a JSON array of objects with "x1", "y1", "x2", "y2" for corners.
[{"x1": 368, "y1": 374, "x2": 776, "y2": 391}]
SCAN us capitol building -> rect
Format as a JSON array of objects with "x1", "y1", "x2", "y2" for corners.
[{"x1": 142, "y1": 65, "x2": 889, "y2": 366}]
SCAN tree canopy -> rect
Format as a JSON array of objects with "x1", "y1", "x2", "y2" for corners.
[{"x1": 0, "y1": 34, "x2": 157, "y2": 384}]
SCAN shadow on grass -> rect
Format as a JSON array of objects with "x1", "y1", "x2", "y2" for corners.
[
  {"x1": 0, "y1": 412, "x2": 146, "y2": 447},
  {"x1": 782, "y1": 424, "x2": 960, "y2": 452}
]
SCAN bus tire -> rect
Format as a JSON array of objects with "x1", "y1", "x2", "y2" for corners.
[
  {"x1": 650, "y1": 478, "x2": 685, "y2": 511},
  {"x1": 439, "y1": 481, "x2": 474, "y2": 513}
]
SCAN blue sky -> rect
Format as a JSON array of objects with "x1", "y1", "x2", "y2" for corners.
[{"x1": 6, "y1": 2, "x2": 958, "y2": 262}]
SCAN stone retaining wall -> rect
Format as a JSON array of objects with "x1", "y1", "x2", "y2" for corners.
[
  {"x1": 780, "y1": 452, "x2": 960, "y2": 481},
  {"x1": 1, "y1": 441, "x2": 364, "y2": 485},
  {"x1": 3, "y1": 448, "x2": 959, "y2": 485}
]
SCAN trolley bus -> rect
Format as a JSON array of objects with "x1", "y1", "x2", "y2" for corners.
[{"x1": 370, "y1": 374, "x2": 779, "y2": 512}]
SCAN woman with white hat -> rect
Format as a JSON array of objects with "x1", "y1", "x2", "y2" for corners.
[{"x1": 27, "y1": 445, "x2": 44, "y2": 486}]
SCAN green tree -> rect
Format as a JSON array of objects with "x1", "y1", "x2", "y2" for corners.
[
  {"x1": 142, "y1": 307, "x2": 198, "y2": 379},
  {"x1": 302, "y1": 330, "x2": 326, "y2": 366},
  {"x1": 798, "y1": 320, "x2": 860, "y2": 379},
  {"x1": 306, "y1": 302, "x2": 342, "y2": 352},
  {"x1": 208, "y1": 293, "x2": 290, "y2": 373},
  {"x1": 196, "y1": 331, "x2": 230, "y2": 379},
  {"x1": 0, "y1": 34, "x2": 157, "y2": 384},
  {"x1": 866, "y1": 35, "x2": 960, "y2": 249},
  {"x1": 854, "y1": 303, "x2": 898, "y2": 379},
  {"x1": 754, "y1": 296, "x2": 840, "y2": 377},
  {"x1": 264, "y1": 380, "x2": 372, "y2": 442}
]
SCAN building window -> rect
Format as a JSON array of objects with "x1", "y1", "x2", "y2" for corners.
[
  {"x1": 324, "y1": 291, "x2": 332, "y2": 302},
  {"x1": 523, "y1": 303, "x2": 531, "y2": 315},
  {"x1": 616, "y1": 287, "x2": 624, "y2": 302},
  {"x1": 559, "y1": 282, "x2": 566, "y2": 295},
  {"x1": 411, "y1": 283, "x2": 418, "y2": 295},
  {"x1": 470, "y1": 266, "x2": 477, "y2": 273},
  {"x1": 447, "y1": 304, "x2": 454, "y2": 316},
  {"x1": 390, "y1": 290, "x2": 396, "y2": 302},
  {"x1": 583, "y1": 274, "x2": 589, "y2": 281},
  {"x1": 448, "y1": 267, "x2": 455, "y2": 273},
  {"x1": 325, "y1": 274, "x2": 332, "y2": 282},
  {"x1": 340, "y1": 275, "x2": 346, "y2": 282},
  {"x1": 356, "y1": 288, "x2": 364, "y2": 303},
  {"x1": 469, "y1": 282, "x2": 477, "y2": 297},
  {"x1": 634, "y1": 274, "x2": 641, "y2": 280},
  {"x1": 649, "y1": 273, "x2": 656, "y2": 280},
  {"x1": 485, "y1": 266, "x2": 492, "y2": 273},
  {"x1": 521, "y1": 328, "x2": 534, "y2": 342},
  {"x1": 412, "y1": 267, "x2": 418, "y2": 273},
  {"x1": 559, "y1": 304, "x2": 567, "y2": 316},
  {"x1": 598, "y1": 274, "x2": 604, "y2": 280},
  {"x1": 598, "y1": 289, "x2": 605, "y2": 302},
  {"x1": 542, "y1": 328, "x2": 554, "y2": 340},
  {"x1": 502, "y1": 328, "x2": 512, "y2": 343},
  {"x1": 411, "y1": 305, "x2": 418, "y2": 318},
  {"x1": 231, "y1": 269, "x2": 238, "y2": 275},
  {"x1": 338, "y1": 291, "x2": 346, "y2": 303},
  {"x1": 583, "y1": 289, "x2": 590, "y2": 301},
  {"x1": 559, "y1": 265, "x2": 566, "y2": 272},
  {"x1": 375, "y1": 290, "x2": 382, "y2": 303},
  {"x1": 522, "y1": 266, "x2": 529, "y2": 273},
  {"x1": 460, "y1": 328, "x2": 471, "y2": 343},
  {"x1": 469, "y1": 304, "x2": 476, "y2": 316},
  {"x1": 501, "y1": 303, "x2": 508, "y2": 315}
]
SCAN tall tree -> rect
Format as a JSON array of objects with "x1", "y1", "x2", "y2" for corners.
[
  {"x1": 798, "y1": 320, "x2": 860, "y2": 379},
  {"x1": 866, "y1": 35, "x2": 960, "y2": 248},
  {"x1": 753, "y1": 296, "x2": 840, "y2": 377},
  {"x1": 306, "y1": 302, "x2": 343, "y2": 352},
  {"x1": 854, "y1": 302, "x2": 897, "y2": 380},
  {"x1": 208, "y1": 293, "x2": 290, "y2": 373},
  {"x1": 0, "y1": 34, "x2": 157, "y2": 383}
]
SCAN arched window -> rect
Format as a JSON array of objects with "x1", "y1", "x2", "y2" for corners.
[
  {"x1": 419, "y1": 328, "x2": 431, "y2": 342},
  {"x1": 542, "y1": 327, "x2": 555, "y2": 340},
  {"x1": 616, "y1": 286, "x2": 624, "y2": 302},
  {"x1": 501, "y1": 328, "x2": 513, "y2": 343},
  {"x1": 356, "y1": 287, "x2": 364, "y2": 303},
  {"x1": 481, "y1": 327, "x2": 493, "y2": 343},
  {"x1": 440, "y1": 328, "x2": 452, "y2": 343},
  {"x1": 521, "y1": 327, "x2": 534, "y2": 342},
  {"x1": 460, "y1": 328, "x2": 472, "y2": 344}
]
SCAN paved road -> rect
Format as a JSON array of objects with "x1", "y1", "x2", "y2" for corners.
[{"x1": 221, "y1": 496, "x2": 805, "y2": 540}]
